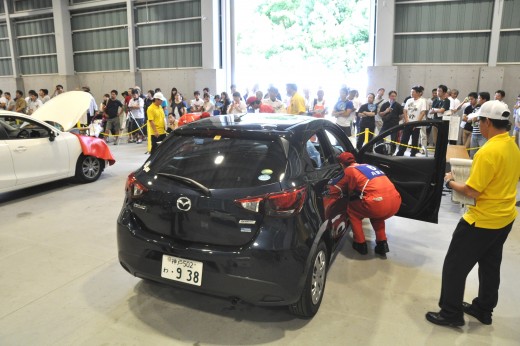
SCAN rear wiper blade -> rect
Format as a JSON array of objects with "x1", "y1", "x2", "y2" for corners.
[{"x1": 156, "y1": 173, "x2": 212, "y2": 196}]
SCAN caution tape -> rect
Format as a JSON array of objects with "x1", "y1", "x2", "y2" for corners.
[
  {"x1": 353, "y1": 128, "x2": 483, "y2": 152},
  {"x1": 98, "y1": 123, "x2": 148, "y2": 137}
]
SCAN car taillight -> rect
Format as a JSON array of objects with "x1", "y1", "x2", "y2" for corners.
[
  {"x1": 235, "y1": 186, "x2": 307, "y2": 217},
  {"x1": 125, "y1": 173, "x2": 148, "y2": 199}
]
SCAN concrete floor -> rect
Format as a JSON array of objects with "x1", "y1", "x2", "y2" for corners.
[{"x1": 1, "y1": 143, "x2": 519, "y2": 346}]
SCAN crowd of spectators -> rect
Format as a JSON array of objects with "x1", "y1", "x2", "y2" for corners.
[{"x1": 2, "y1": 82, "x2": 519, "y2": 156}]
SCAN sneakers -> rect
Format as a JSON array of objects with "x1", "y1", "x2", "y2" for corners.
[
  {"x1": 375, "y1": 240, "x2": 390, "y2": 256},
  {"x1": 352, "y1": 241, "x2": 368, "y2": 255},
  {"x1": 462, "y1": 302, "x2": 492, "y2": 325},
  {"x1": 136, "y1": 139, "x2": 142, "y2": 144}
]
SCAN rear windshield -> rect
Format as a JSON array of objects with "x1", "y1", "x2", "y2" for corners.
[{"x1": 149, "y1": 135, "x2": 287, "y2": 189}]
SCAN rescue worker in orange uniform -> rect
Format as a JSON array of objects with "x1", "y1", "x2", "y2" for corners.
[{"x1": 327, "y1": 152, "x2": 401, "y2": 256}]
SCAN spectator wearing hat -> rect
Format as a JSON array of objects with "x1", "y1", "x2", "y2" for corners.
[
  {"x1": 147, "y1": 92, "x2": 167, "y2": 154},
  {"x1": 246, "y1": 96, "x2": 257, "y2": 113},
  {"x1": 426, "y1": 100, "x2": 520, "y2": 327},
  {"x1": 251, "y1": 99, "x2": 274, "y2": 113},
  {"x1": 327, "y1": 152, "x2": 401, "y2": 256}
]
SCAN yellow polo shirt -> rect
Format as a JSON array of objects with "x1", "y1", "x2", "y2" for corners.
[
  {"x1": 463, "y1": 132, "x2": 520, "y2": 229},
  {"x1": 146, "y1": 103, "x2": 166, "y2": 135},
  {"x1": 287, "y1": 92, "x2": 306, "y2": 115}
]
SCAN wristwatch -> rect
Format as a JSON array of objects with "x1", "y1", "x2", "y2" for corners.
[{"x1": 445, "y1": 178, "x2": 455, "y2": 189}]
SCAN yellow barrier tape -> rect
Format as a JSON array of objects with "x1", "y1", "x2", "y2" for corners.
[
  {"x1": 98, "y1": 123, "x2": 148, "y2": 137},
  {"x1": 353, "y1": 129, "x2": 482, "y2": 151}
]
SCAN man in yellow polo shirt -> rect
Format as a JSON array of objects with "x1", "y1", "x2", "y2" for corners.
[
  {"x1": 426, "y1": 100, "x2": 520, "y2": 327},
  {"x1": 286, "y1": 83, "x2": 306, "y2": 115},
  {"x1": 147, "y1": 92, "x2": 167, "y2": 154}
]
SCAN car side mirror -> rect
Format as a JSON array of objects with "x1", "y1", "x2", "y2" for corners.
[{"x1": 49, "y1": 130, "x2": 56, "y2": 142}]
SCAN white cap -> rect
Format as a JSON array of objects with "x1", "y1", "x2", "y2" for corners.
[
  {"x1": 477, "y1": 100, "x2": 510, "y2": 120},
  {"x1": 153, "y1": 92, "x2": 165, "y2": 101}
]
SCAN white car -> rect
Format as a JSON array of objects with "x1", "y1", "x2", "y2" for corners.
[{"x1": 0, "y1": 91, "x2": 115, "y2": 193}]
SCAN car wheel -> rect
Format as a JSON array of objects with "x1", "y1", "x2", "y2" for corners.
[
  {"x1": 289, "y1": 241, "x2": 328, "y2": 318},
  {"x1": 75, "y1": 155, "x2": 104, "y2": 183}
]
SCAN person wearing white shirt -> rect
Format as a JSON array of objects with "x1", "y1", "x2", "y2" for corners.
[
  {"x1": 127, "y1": 89, "x2": 145, "y2": 143},
  {"x1": 26, "y1": 90, "x2": 43, "y2": 115},
  {"x1": 38, "y1": 89, "x2": 51, "y2": 104},
  {"x1": 262, "y1": 87, "x2": 286, "y2": 113},
  {"x1": 0, "y1": 89, "x2": 6, "y2": 110},
  {"x1": 227, "y1": 92, "x2": 247, "y2": 114},
  {"x1": 190, "y1": 91, "x2": 204, "y2": 112},
  {"x1": 449, "y1": 89, "x2": 461, "y2": 115}
]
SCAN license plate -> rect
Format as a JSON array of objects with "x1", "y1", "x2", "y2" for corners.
[{"x1": 161, "y1": 255, "x2": 203, "y2": 286}]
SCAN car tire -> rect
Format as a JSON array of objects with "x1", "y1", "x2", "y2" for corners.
[
  {"x1": 289, "y1": 240, "x2": 328, "y2": 318},
  {"x1": 75, "y1": 155, "x2": 104, "y2": 183}
]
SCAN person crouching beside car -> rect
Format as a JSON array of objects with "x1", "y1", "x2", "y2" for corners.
[{"x1": 327, "y1": 152, "x2": 401, "y2": 256}]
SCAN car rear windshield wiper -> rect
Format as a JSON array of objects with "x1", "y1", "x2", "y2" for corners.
[{"x1": 156, "y1": 173, "x2": 212, "y2": 196}]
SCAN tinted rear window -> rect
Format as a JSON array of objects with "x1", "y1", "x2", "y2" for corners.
[{"x1": 149, "y1": 135, "x2": 287, "y2": 189}]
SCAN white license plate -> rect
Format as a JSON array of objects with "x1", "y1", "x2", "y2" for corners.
[{"x1": 161, "y1": 255, "x2": 203, "y2": 286}]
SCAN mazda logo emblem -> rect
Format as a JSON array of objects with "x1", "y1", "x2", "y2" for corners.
[{"x1": 176, "y1": 197, "x2": 192, "y2": 211}]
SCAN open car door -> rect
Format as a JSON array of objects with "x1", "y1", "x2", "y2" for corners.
[{"x1": 357, "y1": 120, "x2": 449, "y2": 223}]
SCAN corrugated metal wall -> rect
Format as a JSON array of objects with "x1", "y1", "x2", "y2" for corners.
[
  {"x1": 498, "y1": 0, "x2": 520, "y2": 62},
  {"x1": 14, "y1": 0, "x2": 52, "y2": 12},
  {"x1": 394, "y1": 0, "x2": 494, "y2": 64},
  {"x1": 71, "y1": 6, "x2": 129, "y2": 72},
  {"x1": 15, "y1": 16, "x2": 58, "y2": 74},
  {"x1": 135, "y1": 0, "x2": 202, "y2": 69},
  {"x1": 0, "y1": 22, "x2": 12, "y2": 75}
]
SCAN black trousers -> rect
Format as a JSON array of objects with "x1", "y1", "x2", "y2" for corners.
[
  {"x1": 151, "y1": 133, "x2": 167, "y2": 154},
  {"x1": 439, "y1": 219, "x2": 513, "y2": 319},
  {"x1": 396, "y1": 126, "x2": 420, "y2": 156}
]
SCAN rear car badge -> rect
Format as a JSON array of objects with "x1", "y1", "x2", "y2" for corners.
[{"x1": 176, "y1": 196, "x2": 192, "y2": 211}]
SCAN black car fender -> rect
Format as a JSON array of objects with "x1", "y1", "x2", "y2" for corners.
[{"x1": 295, "y1": 219, "x2": 332, "y2": 292}]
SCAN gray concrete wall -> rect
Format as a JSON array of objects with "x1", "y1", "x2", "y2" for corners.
[
  {"x1": 0, "y1": 68, "x2": 224, "y2": 104},
  {"x1": 369, "y1": 65, "x2": 519, "y2": 106}
]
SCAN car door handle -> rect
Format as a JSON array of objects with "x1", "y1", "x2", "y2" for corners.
[
  {"x1": 379, "y1": 163, "x2": 390, "y2": 169},
  {"x1": 14, "y1": 146, "x2": 27, "y2": 152}
]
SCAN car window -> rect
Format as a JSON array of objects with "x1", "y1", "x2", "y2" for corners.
[
  {"x1": 324, "y1": 129, "x2": 349, "y2": 162},
  {"x1": 149, "y1": 135, "x2": 287, "y2": 189},
  {"x1": 0, "y1": 116, "x2": 50, "y2": 140},
  {"x1": 305, "y1": 134, "x2": 325, "y2": 168}
]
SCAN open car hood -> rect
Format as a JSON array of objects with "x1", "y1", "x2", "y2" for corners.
[{"x1": 32, "y1": 91, "x2": 92, "y2": 131}]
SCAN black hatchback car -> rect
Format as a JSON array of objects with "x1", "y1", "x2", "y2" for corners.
[{"x1": 117, "y1": 114, "x2": 448, "y2": 317}]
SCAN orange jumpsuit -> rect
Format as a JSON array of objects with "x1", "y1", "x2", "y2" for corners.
[{"x1": 332, "y1": 163, "x2": 401, "y2": 243}]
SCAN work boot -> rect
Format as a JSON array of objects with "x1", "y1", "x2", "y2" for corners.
[
  {"x1": 375, "y1": 240, "x2": 389, "y2": 256},
  {"x1": 352, "y1": 241, "x2": 368, "y2": 255}
]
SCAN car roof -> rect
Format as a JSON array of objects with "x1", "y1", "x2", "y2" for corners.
[{"x1": 174, "y1": 113, "x2": 329, "y2": 137}]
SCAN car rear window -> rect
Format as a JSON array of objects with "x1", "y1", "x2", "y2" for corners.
[{"x1": 149, "y1": 135, "x2": 287, "y2": 189}]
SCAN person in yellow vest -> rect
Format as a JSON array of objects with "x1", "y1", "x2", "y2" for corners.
[
  {"x1": 147, "y1": 93, "x2": 167, "y2": 154},
  {"x1": 286, "y1": 83, "x2": 306, "y2": 115},
  {"x1": 426, "y1": 100, "x2": 520, "y2": 327}
]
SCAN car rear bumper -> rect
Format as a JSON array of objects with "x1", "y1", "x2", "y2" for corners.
[{"x1": 117, "y1": 211, "x2": 309, "y2": 306}]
